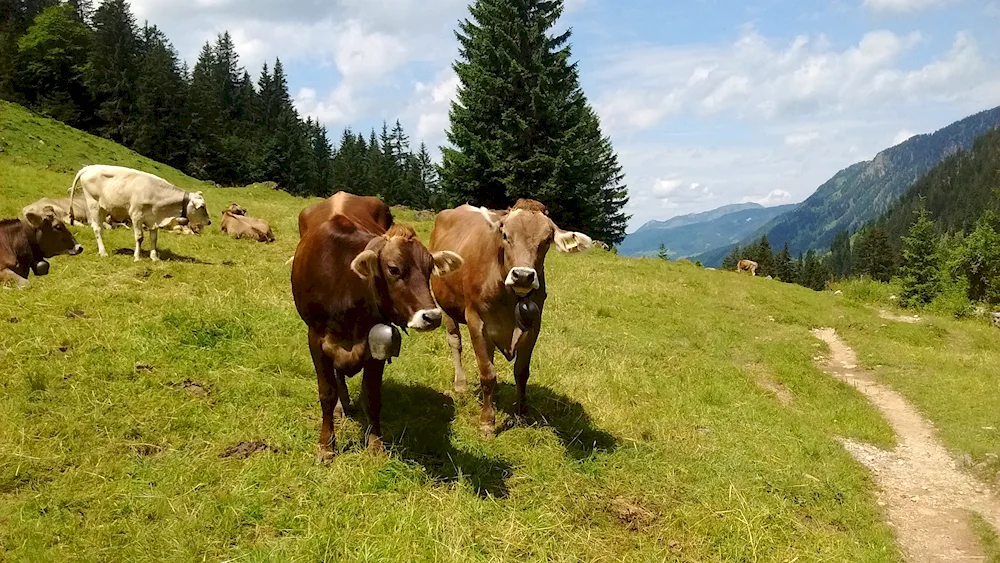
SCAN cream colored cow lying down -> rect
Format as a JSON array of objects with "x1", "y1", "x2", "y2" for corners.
[{"x1": 69, "y1": 165, "x2": 211, "y2": 261}]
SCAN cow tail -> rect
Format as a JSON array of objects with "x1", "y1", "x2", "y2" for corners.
[{"x1": 68, "y1": 168, "x2": 85, "y2": 225}]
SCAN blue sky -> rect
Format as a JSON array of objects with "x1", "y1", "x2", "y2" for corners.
[{"x1": 131, "y1": 0, "x2": 1000, "y2": 232}]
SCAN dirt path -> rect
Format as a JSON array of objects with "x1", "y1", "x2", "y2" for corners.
[
  {"x1": 879, "y1": 310, "x2": 923, "y2": 324},
  {"x1": 812, "y1": 328, "x2": 1000, "y2": 562}
]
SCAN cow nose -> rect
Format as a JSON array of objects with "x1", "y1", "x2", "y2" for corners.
[
  {"x1": 422, "y1": 309, "x2": 442, "y2": 328},
  {"x1": 71, "y1": 245, "x2": 83, "y2": 255},
  {"x1": 521, "y1": 270, "x2": 535, "y2": 284}
]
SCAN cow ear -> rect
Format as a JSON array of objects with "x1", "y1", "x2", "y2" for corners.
[
  {"x1": 351, "y1": 250, "x2": 379, "y2": 279},
  {"x1": 23, "y1": 210, "x2": 44, "y2": 228},
  {"x1": 553, "y1": 229, "x2": 593, "y2": 253},
  {"x1": 42, "y1": 205, "x2": 57, "y2": 219},
  {"x1": 432, "y1": 251, "x2": 464, "y2": 276},
  {"x1": 351, "y1": 237, "x2": 387, "y2": 279}
]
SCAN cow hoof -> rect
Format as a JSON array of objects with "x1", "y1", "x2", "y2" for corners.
[
  {"x1": 316, "y1": 446, "x2": 336, "y2": 464},
  {"x1": 454, "y1": 383, "x2": 468, "y2": 394},
  {"x1": 367, "y1": 435, "x2": 385, "y2": 453},
  {"x1": 479, "y1": 424, "x2": 496, "y2": 439},
  {"x1": 333, "y1": 403, "x2": 345, "y2": 418}
]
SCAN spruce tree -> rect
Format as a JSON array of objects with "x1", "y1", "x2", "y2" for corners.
[
  {"x1": 721, "y1": 246, "x2": 741, "y2": 271},
  {"x1": 899, "y1": 207, "x2": 942, "y2": 307},
  {"x1": 440, "y1": 0, "x2": 629, "y2": 244},
  {"x1": 86, "y1": 0, "x2": 140, "y2": 144},
  {"x1": 829, "y1": 230, "x2": 852, "y2": 279},
  {"x1": 773, "y1": 242, "x2": 794, "y2": 282},
  {"x1": 133, "y1": 24, "x2": 188, "y2": 168},
  {"x1": 656, "y1": 243, "x2": 669, "y2": 261},
  {"x1": 855, "y1": 226, "x2": 894, "y2": 282}
]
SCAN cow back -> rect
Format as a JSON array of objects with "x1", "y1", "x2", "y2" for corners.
[{"x1": 298, "y1": 192, "x2": 392, "y2": 238}]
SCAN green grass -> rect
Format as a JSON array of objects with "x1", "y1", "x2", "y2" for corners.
[
  {"x1": 973, "y1": 513, "x2": 1000, "y2": 563},
  {"x1": 1, "y1": 100, "x2": 997, "y2": 561}
]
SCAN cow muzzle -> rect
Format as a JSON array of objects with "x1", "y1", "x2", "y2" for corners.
[
  {"x1": 408, "y1": 308, "x2": 443, "y2": 331},
  {"x1": 505, "y1": 267, "x2": 539, "y2": 297},
  {"x1": 69, "y1": 244, "x2": 83, "y2": 256}
]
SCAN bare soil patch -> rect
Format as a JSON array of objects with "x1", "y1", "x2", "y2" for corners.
[
  {"x1": 813, "y1": 328, "x2": 1000, "y2": 561},
  {"x1": 220, "y1": 441, "x2": 277, "y2": 460}
]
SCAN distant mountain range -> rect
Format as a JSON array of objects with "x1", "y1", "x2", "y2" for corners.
[
  {"x1": 619, "y1": 203, "x2": 796, "y2": 258},
  {"x1": 691, "y1": 104, "x2": 1000, "y2": 267},
  {"x1": 747, "y1": 105, "x2": 1000, "y2": 257}
]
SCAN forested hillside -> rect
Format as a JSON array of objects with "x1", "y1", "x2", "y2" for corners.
[
  {"x1": 753, "y1": 106, "x2": 1000, "y2": 255},
  {"x1": 877, "y1": 127, "x2": 1000, "y2": 255}
]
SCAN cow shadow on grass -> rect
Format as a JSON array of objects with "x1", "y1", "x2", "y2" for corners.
[
  {"x1": 496, "y1": 382, "x2": 618, "y2": 461},
  {"x1": 346, "y1": 380, "x2": 513, "y2": 499},
  {"x1": 112, "y1": 248, "x2": 213, "y2": 265}
]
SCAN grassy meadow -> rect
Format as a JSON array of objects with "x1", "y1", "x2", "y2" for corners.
[{"x1": 2, "y1": 101, "x2": 999, "y2": 561}]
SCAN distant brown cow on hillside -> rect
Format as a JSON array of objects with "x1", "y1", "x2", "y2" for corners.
[{"x1": 738, "y1": 259, "x2": 758, "y2": 276}]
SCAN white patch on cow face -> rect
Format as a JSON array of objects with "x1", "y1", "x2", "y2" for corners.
[
  {"x1": 408, "y1": 308, "x2": 443, "y2": 331},
  {"x1": 505, "y1": 267, "x2": 539, "y2": 296}
]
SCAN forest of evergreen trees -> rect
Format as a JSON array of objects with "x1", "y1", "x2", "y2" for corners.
[
  {"x1": 1, "y1": 0, "x2": 631, "y2": 244},
  {"x1": 0, "y1": 0, "x2": 446, "y2": 208}
]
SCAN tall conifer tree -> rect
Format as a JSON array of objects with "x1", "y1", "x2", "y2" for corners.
[{"x1": 440, "y1": 0, "x2": 629, "y2": 244}]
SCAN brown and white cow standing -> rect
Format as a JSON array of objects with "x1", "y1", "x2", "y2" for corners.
[
  {"x1": 0, "y1": 207, "x2": 83, "y2": 288},
  {"x1": 291, "y1": 205, "x2": 462, "y2": 458},
  {"x1": 737, "y1": 259, "x2": 758, "y2": 276},
  {"x1": 430, "y1": 199, "x2": 592, "y2": 436}
]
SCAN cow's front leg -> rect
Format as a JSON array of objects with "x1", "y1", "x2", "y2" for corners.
[
  {"x1": 467, "y1": 310, "x2": 497, "y2": 437},
  {"x1": 131, "y1": 220, "x2": 144, "y2": 262},
  {"x1": 0, "y1": 269, "x2": 29, "y2": 289},
  {"x1": 444, "y1": 313, "x2": 467, "y2": 393},
  {"x1": 308, "y1": 329, "x2": 338, "y2": 462},
  {"x1": 513, "y1": 328, "x2": 539, "y2": 417},
  {"x1": 361, "y1": 360, "x2": 386, "y2": 452},
  {"x1": 333, "y1": 373, "x2": 351, "y2": 417},
  {"x1": 148, "y1": 228, "x2": 159, "y2": 261}
]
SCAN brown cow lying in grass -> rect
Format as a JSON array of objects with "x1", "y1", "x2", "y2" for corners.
[
  {"x1": 221, "y1": 203, "x2": 274, "y2": 243},
  {"x1": 1, "y1": 206, "x2": 83, "y2": 288},
  {"x1": 738, "y1": 259, "x2": 758, "y2": 276}
]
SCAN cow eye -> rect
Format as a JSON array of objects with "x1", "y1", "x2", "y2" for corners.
[
  {"x1": 55, "y1": 224, "x2": 64, "y2": 231},
  {"x1": 502, "y1": 230, "x2": 508, "y2": 241},
  {"x1": 388, "y1": 266, "x2": 401, "y2": 277}
]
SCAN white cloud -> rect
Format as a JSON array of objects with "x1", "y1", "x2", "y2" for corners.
[
  {"x1": 892, "y1": 129, "x2": 916, "y2": 145},
  {"x1": 592, "y1": 29, "x2": 991, "y2": 135},
  {"x1": 743, "y1": 189, "x2": 793, "y2": 206},
  {"x1": 784, "y1": 131, "x2": 821, "y2": 146},
  {"x1": 864, "y1": 0, "x2": 956, "y2": 14}
]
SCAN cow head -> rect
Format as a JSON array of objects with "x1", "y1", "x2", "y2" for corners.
[
  {"x1": 350, "y1": 224, "x2": 464, "y2": 331},
  {"x1": 184, "y1": 191, "x2": 211, "y2": 230},
  {"x1": 23, "y1": 206, "x2": 83, "y2": 258},
  {"x1": 480, "y1": 199, "x2": 592, "y2": 297},
  {"x1": 223, "y1": 203, "x2": 247, "y2": 217}
]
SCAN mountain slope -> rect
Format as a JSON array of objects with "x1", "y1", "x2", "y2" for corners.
[
  {"x1": 631, "y1": 202, "x2": 763, "y2": 233},
  {"x1": 878, "y1": 126, "x2": 1000, "y2": 253},
  {"x1": 755, "y1": 105, "x2": 1000, "y2": 255},
  {"x1": 620, "y1": 203, "x2": 795, "y2": 257}
]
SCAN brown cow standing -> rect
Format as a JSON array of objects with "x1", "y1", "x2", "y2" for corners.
[
  {"x1": 737, "y1": 259, "x2": 758, "y2": 276},
  {"x1": 430, "y1": 199, "x2": 593, "y2": 436},
  {"x1": 0, "y1": 206, "x2": 83, "y2": 288},
  {"x1": 291, "y1": 207, "x2": 463, "y2": 458},
  {"x1": 221, "y1": 203, "x2": 275, "y2": 242}
]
